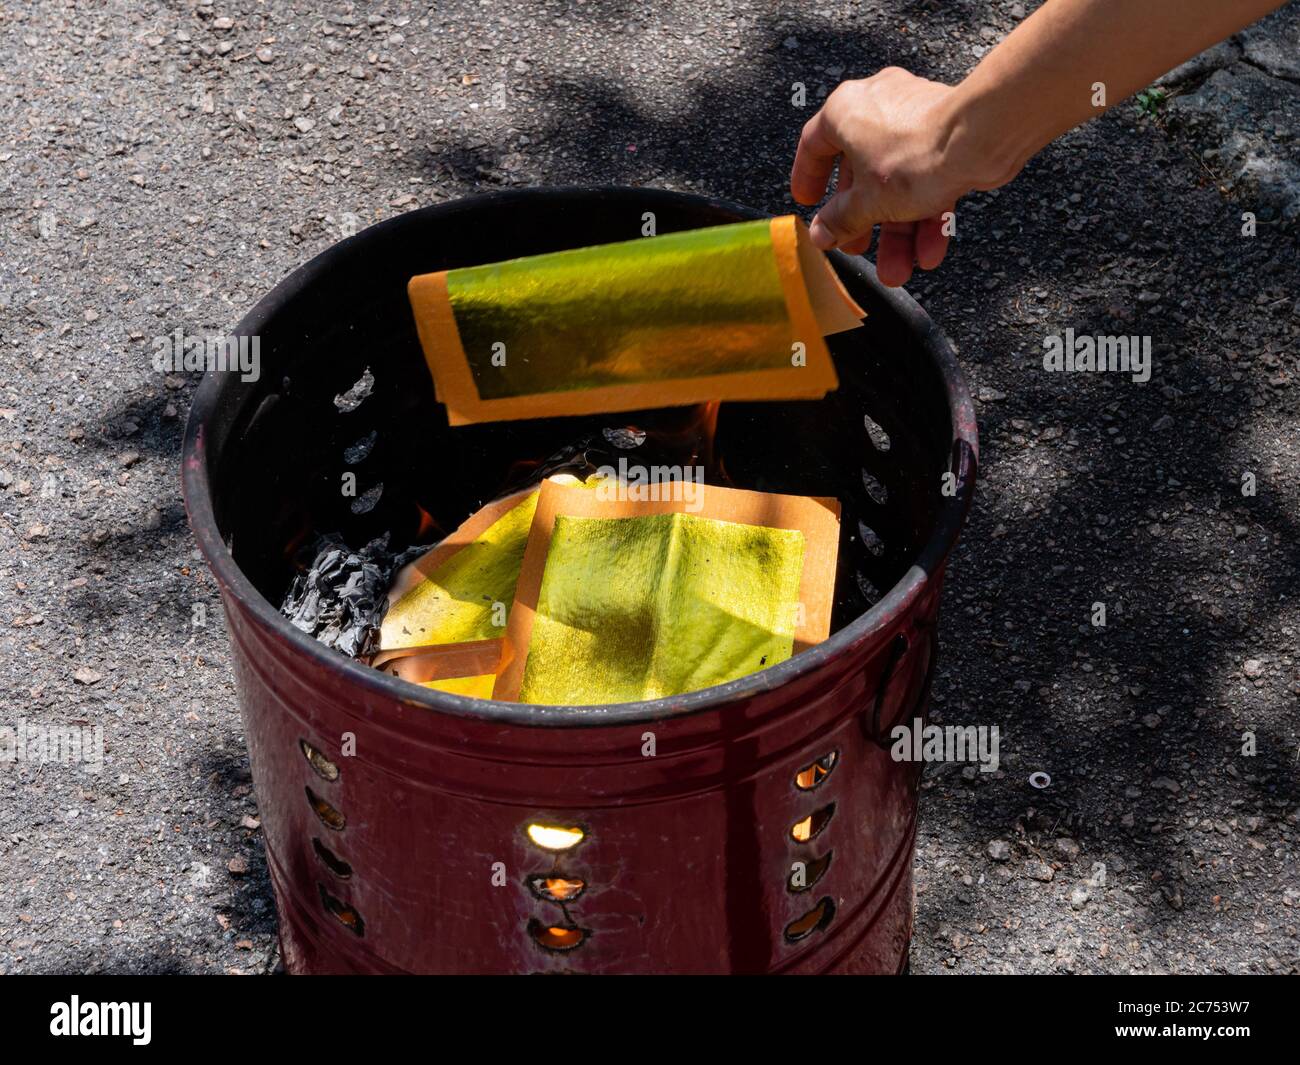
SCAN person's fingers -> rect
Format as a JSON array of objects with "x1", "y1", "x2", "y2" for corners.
[
  {"x1": 808, "y1": 186, "x2": 876, "y2": 251},
  {"x1": 875, "y1": 222, "x2": 916, "y2": 287},
  {"x1": 914, "y1": 213, "x2": 951, "y2": 270},
  {"x1": 830, "y1": 160, "x2": 871, "y2": 253},
  {"x1": 790, "y1": 110, "x2": 843, "y2": 206},
  {"x1": 839, "y1": 227, "x2": 873, "y2": 256},
  {"x1": 837, "y1": 155, "x2": 855, "y2": 193}
]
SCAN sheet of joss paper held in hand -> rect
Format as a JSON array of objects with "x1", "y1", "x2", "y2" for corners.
[{"x1": 407, "y1": 215, "x2": 866, "y2": 425}]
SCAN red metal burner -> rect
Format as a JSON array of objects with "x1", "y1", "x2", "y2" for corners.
[{"x1": 182, "y1": 187, "x2": 978, "y2": 974}]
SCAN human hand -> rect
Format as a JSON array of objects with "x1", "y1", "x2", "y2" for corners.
[{"x1": 791, "y1": 67, "x2": 1022, "y2": 286}]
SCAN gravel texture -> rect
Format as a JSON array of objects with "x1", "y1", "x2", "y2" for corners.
[
  {"x1": 0, "y1": 0, "x2": 1296, "y2": 975},
  {"x1": 1162, "y1": 4, "x2": 1300, "y2": 221}
]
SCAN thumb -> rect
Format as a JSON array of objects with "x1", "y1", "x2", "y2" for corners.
[{"x1": 808, "y1": 186, "x2": 875, "y2": 250}]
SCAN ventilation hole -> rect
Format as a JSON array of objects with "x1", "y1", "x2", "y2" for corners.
[
  {"x1": 794, "y1": 751, "x2": 838, "y2": 791},
  {"x1": 343, "y1": 429, "x2": 377, "y2": 465},
  {"x1": 306, "y1": 786, "x2": 346, "y2": 831},
  {"x1": 788, "y1": 851, "x2": 833, "y2": 893},
  {"x1": 856, "y1": 571, "x2": 882, "y2": 604},
  {"x1": 873, "y1": 633, "x2": 918, "y2": 744},
  {"x1": 317, "y1": 883, "x2": 365, "y2": 936},
  {"x1": 526, "y1": 823, "x2": 585, "y2": 851},
  {"x1": 333, "y1": 366, "x2": 374, "y2": 412},
  {"x1": 350, "y1": 481, "x2": 383, "y2": 515},
  {"x1": 784, "y1": 897, "x2": 836, "y2": 942},
  {"x1": 863, "y1": 414, "x2": 891, "y2": 452},
  {"x1": 312, "y1": 837, "x2": 353, "y2": 879},
  {"x1": 790, "y1": 803, "x2": 836, "y2": 843},
  {"x1": 857, "y1": 520, "x2": 886, "y2": 558},
  {"x1": 862, "y1": 470, "x2": 888, "y2": 505},
  {"x1": 299, "y1": 739, "x2": 339, "y2": 782},
  {"x1": 528, "y1": 919, "x2": 588, "y2": 952},
  {"x1": 528, "y1": 876, "x2": 586, "y2": 902}
]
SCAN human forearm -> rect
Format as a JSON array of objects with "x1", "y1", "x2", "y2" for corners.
[{"x1": 941, "y1": 0, "x2": 1287, "y2": 190}]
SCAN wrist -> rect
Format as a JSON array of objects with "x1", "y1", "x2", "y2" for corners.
[{"x1": 936, "y1": 75, "x2": 1038, "y2": 194}]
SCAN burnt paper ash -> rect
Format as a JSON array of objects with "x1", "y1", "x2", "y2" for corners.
[{"x1": 281, "y1": 533, "x2": 422, "y2": 658}]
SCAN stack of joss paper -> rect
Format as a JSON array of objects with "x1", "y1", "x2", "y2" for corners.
[
  {"x1": 376, "y1": 215, "x2": 862, "y2": 703},
  {"x1": 376, "y1": 475, "x2": 841, "y2": 705}
]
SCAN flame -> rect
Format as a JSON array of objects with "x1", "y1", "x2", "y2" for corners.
[
  {"x1": 635, "y1": 401, "x2": 724, "y2": 477},
  {"x1": 690, "y1": 401, "x2": 733, "y2": 485},
  {"x1": 693, "y1": 400, "x2": 720, "y2": 472},
  {"x1": 795, "y1": 764, "x2": 825, "y2": 790},
  {"x1": 541, "y1": 877, "x2": 585, "y2": 901},
  {"x1": 696, "y1": 399, "x2": 721, "y2": 437},
  {"x1": 413, "y1": 503, "x2": 441, "y2": 539},
  {"x1": 795, "y1": 752, "x2": 837, "y2": 790},
  {"x1": 281, "y1": 517, "x2": 315, "y2": 565},
  {"x1": 531, "y1": 923, "x2": 586, "y2": 950}
]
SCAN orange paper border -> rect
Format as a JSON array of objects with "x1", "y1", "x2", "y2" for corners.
[{"x1": 375, "y1": 639, "x2": 505, "y2": 685}]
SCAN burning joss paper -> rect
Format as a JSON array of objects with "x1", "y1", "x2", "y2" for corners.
[
  {"x1": 421, "y1": 674, "x2": 496, "y2": 699},
  {"x1": 376, "y1": 487, "x2": 538, "y2": 668},
  {"x1": 375, "y1": 475, "x2": 592, "y2": 689},
  {"x1": 495, "y1": 478, "x2": 841, "y2": 705},
  {"x1": 407, "y1": 216, "x2": 866, "y2": 425}
]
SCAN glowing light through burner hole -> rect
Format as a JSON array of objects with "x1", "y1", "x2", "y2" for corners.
[{"x1": 526, "y1": 823, "x2": 585, "y2": 851}]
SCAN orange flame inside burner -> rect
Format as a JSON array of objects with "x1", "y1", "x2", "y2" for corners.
[
  {"x1": 413, "y1": 503, "x2": 441, "y2": 539},
  {"x1": 635, "y1": 401, "x2": 728, "y2": 483},
  {"x1": 282, "y1": 518, "x2": 314, "y2": 566},
  {"x1": 543, "y1": 877, "x2": 584, "y2": 901}
]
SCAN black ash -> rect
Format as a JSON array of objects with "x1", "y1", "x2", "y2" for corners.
[{"x1": 281, "y1": 532, "x2": 423, "y2": 658}]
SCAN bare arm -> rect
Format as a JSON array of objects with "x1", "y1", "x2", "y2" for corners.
[{"x1": 792, "y1": 0, "x2": 1288, "y2": 286}]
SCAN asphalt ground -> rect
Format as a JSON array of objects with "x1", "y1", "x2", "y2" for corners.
[{"x1": 0, "y1": 1, "x2": 1296, "y2": 973}]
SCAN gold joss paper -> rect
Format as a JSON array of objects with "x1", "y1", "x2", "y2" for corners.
[{"x1": 407, "y1": 216, "x2": 865, "y2": 425}]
